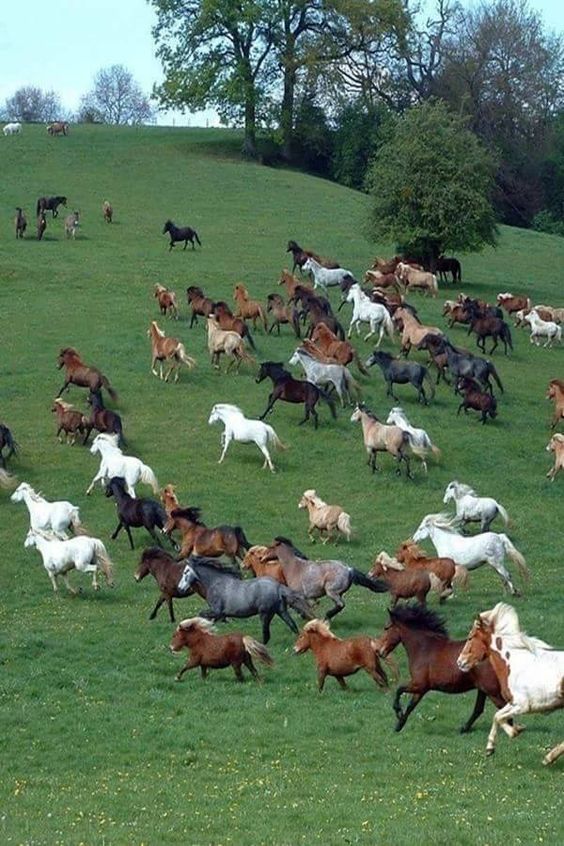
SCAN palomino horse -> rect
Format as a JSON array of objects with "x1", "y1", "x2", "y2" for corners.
[
  {"x1": 546, "y1": 379, "x2": 564, "y2": 429},
  {"x1": 24, "y1": 529, "x2": 114, "y2": 593},
  {"x1": 212, "y1": 302, "x2": 257, "y2": 350},
  {"x1": 350, "y1": 404, "x2": 413, "y2": 478},
  {"x1": 208, "y1": 403, "x2": 286, "y2": 472},
  {"x1": 164, "y1": 506, "x2": 251, "y2": 563},
  {"x1": 148, "y1": 321, "x2": 196, "y2": 382},
  {"x1": 86, "y1": 433, "x2": 159, "y2": 497},
  {"x1": 163, "y1": 220, "x2": 201, "y2": 250},
  {"x1": 206, "y1": 317, "x2": 253, "y2": 371},
  {"x1": 396, "y1": 263, "x2": 438, "y2": 297},
  {"x1": 298, "y1": 489, "x2": 352, "y2": 543},
  {"x1": 233, "y1": 284, "x2": 268, "y2": 331},
  {"x1": 393, "y1": 308, "x2": 442, "y2": 356},
  {"x1": 294, "y1": 620, "x2": 390, "y2": 692},
  {"x1": 443, "y1": 481, "x2": 509, "y2": 532},
  {"x1": 57, "y1": 347, "x2": 118, "y2": 401},
  {"x1": 170, "y1": 617, "x2": 274, "y2": 682},
  {"x1": 457, "y1": 602, "x2": 564, "y2": 762},
  {"x1": 256, "y1": 361, "x2": 337, "y2": 428},
  {"x1": 11, "y1": 482, "x2": 81, "y2": 539}
]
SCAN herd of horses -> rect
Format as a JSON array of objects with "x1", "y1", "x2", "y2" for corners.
[{"x1": 2, "y1": 225, "x2": 564, "y2": 771}]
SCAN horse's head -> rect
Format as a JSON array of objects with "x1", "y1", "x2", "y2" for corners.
[
  {"x1": 298, "y1": 490, "x2": 315, "y2": 510},
  {"x1": 412, "y1": 518, "x2": 431, "y2": 543},
  {"x1": 287, "y1": 241, "x2": 299, "y2": 253},
  {"x1": 208, "y1": 406, "x2": 222, "y2": 425},
  {"x1": 24, "y1": 529, "x2": 38, "y2": 549},
  {"x1": 10, "y1": 483, "x2": 29, "y2": 503},
  {"x1": 177, "y1": 564, "x2": 198, "y2": 594},
  {"x1": 457, "y1": 618, "x2": 492, "y2": 672},
  {"x1": 105, "y1": 476, "x2": 126, "y2": 498},
  {"x1": 162, "y1": 220, "x2": 172, "y2": 234},
  {"x1": 443, "y1": 482, "x2": 456, "y2": 504}
]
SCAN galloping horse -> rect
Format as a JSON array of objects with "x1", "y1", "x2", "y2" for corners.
[
  {"x1": 163, "y1": 220, "x2": 201, "y2": 251},
  {"x1": 57, "y1": 348, "x2": 118, "y2": 401},
  {"x1": 256, "y1": 361, "x2": 337, "y2": 428},
  {"x1": 36, "y1": 196, "x2": 67, "y2": 218},
  {"x1": 164, "y1": 506, "x2": 252, "y2": 564}
]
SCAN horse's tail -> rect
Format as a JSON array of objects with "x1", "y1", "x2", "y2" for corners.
[
  {"x1": 36, "y1": 198, "x2": 41, "y2": 217},
  {"x1": 244, "y1": 327, "x2": 257, "y2": 351},
  {"x1": 500, "y1": 535, "x2": 529, "y2": 584},
  {"x1": 350, "y1": 568, "x2": 388, "y2": 593},
  {"x1": 453, "y1": 565, "x2": 470, "y2": 591},
  {"x1": 194, "y1": 230, "x2": 201, "y2": 246},
  {"x1": 280, "y1": 587, "x2": 315, "y2": 620},
  {"x1": 266, "y1": 427, "x2": 287, "y2": 451},
  {"x1": 242, "y1": 636, "x2": 274, "y2": 667},
  {"x1": 496, "y1": 502, "x2": 510, "y2": 526},
  {"x1": 93, "y1": 540, "x2": 115, "y2": 587},
  {"x1": 337, "y1": 512, "x2": 353, "y2": 541},
  {"x1": 383, "y1": 309, "x2": 394, "y2": 340},
  {"x1": 115, "y1": 417, "x2": 126, "y2": 448},
  {"x1": 0, "y1": 468, "x2": 16, "y2": 489},
  {"x1": 237, "y1": 343, "x2": 256, "y2": 367},
  {"x1": 102, "y1": 376, "x2": 118, "y2": 402},
  {"x1": 176, "y1": 343, "x2": 196, "y2": 369},
  {"x1": 430, "y1": 444, "x2": 441, "y2": 458},
  {"x1": 423, "y1": 369, "x2": 436, "y2": 399},
  {"x1": 503, "y1": 323, "x2": 513, "y2": 350},
  {"x1": 140, "y1": 464, "x2": 160, "y2": 495},
  {"x1": 354, "y1": 349, "x2": 369, "y2": 375},
  {"x1": 488, "y1": 363, "x2": 504, "y2": 393},
  {"x1": 69, "y1": 507, "x2": 82, "y2": 534},
  {"x1": 318, "y1": 387, "x2": 337, "y2": 419},
  {"x1": 235, "y1": 526, "x2": 252, "y2": 552}
]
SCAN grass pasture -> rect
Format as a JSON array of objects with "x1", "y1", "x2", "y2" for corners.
[{"x1": 1, "y1": 125, "x2": 563, "y2": 845}]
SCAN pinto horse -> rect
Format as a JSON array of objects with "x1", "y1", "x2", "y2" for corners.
[
  {"x1": 256, "y1": 361, "x2": 337, "y2": 429},
  {"x1": 163, "y1": 220, "x2": 201, "y2": 251},
  {"x1": 164, "y1": 506, "x2": 252, "y2": 564},
  {"x1": 36, "y1": 196, "x2": 67, "y2": 218},
  {"x1": 57, "y1": 348, "x2": 118, "y2": 401}
]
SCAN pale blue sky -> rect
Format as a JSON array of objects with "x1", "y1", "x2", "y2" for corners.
[{"x1": 0, "y1": 0, "x2": 562, "y2": 126}]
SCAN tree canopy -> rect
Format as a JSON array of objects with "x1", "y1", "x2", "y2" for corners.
[{"x1": 79, "y1": 66, "x2": 155, "y2": 125}]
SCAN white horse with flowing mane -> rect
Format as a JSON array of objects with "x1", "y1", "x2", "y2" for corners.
[
  {"x1": 385, "y1": 407, "x2": 440, "y2": 473},
  {"x1": 86, "y1": 433, "x2": 159, "y2": 496},
  {"x1": 524, "y1": 309, "x2": 562, "y2": 348},
  {"x1": 443, "y1": 481, "x2": 510, "y2": 532},
  {"x1": 345, "y1": 284, "x2": 394, "y2": 344},
  {"x1": 457, "y1": 602, "x2": 564, "y2": 763},
  {"x1": 11, "y1": 482, "x2": 81, "y2": 538},
  {"x1": 413, "y1": 513, "x2": 528, "y2": 595},
  {"x1": 302, "y1": 257, "x2": 354, "y2": 293},
  {"x1": 208, "y1": 403, "x2": 286, "y2": 472},
  {"x1": 24, "y1": 529, "x2": 114, "y2": 593}
]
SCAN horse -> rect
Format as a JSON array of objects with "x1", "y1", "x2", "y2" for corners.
[
  {"x1": 15, "y1": 208, "x2": 26, "y2": 238},
  {"x1": 437, "y1": 256, "x2": 462, "y2": 283},
  {"x1": 289, "y1": 348, "x2": 358, "y2": 406},
  {"x1": 105, "y1": 477, "x2": 170, "y2": 550},
  {"x1": 163, "y1": 220, "x2": 201, "y2": 251},
  {"x1": 51, "y1": 398, "x2": 88, "y2": 445},
  {"x1": 496, "y1": 292, "x2": 531, "y2": 315},
  {"x1": 393, "y1": 308, "x2": 443, "y2": 356},
  {"x1": 57, "y1": 347, "x2": 118, "y2": 401},
  {"x1": 442, "y1": 341, "x2": 504, "y2": 394},
  {"x1": 376, "y1": 604, "x2": 515, "y2": 734},
  {"x1": 396, "y1": 263, "x2": 438, "y2": 297},
  {"x1": 206, "y1": 317, "x2": 253, "y2": 372},
  {"x1": 467, "y1": 311, "x2": 513, "y2": 355},
  {"x1": 350, "y1": 403, "x2": 414, "y2": 478},
  {"x1": 83, "y1": 390, "x2": 124, "y2": 446},
  {"x1": 311, "y1": 323, "x2": 369, "y2": 374},
  {"x1": 86, "y1": 433, "x2": 159, "y2": 497},
  {"x1": 36, "y1": 196, "x2": 67, "y2": 218},
  {"x1": 208, "y1": 403, "x2": 286, "y2": 472},
  {"x1": 524, "y1": 310, "x2": 562, "y2": 348},
  {"x1": 148, "y1": 321, "x2": 196, "y2": 382},
  {"x1": 233, "y1": 284, "x2": 268, "y2": 331},
  {"x1": 546, "y1": 433, "x2": 564, "y2": 481},
  {"x1": 212, "y1": 302, "x2": 257, "y2": 350},
  {"x1": 11, "y1": 483, "x2": 81, "y2": 539},
  {"x1": 0, "y1": 423, "x2": 19, "y2": 471},
  {"x1": 286, "y1": 241, "x2": 338, "y2": 274},
  {"x1": 457, "y1": 602, "x2": 564, "y2": 762},
  {"x1": 366, "y1": 351, "x2": 435, "y2": 405},
  {"x1": 385, "y1": 407, "x2": 440, "y2": 473},
  {"x1": 164, "y1": 506, "x2": 251, "y2": 564},
  {"x1": 266, "y1": 293, "x2": 300, "y2": 337},
  {"x1": 456, "y1": 376, "x2": 498, "y2": 424},
  {"x1": 344, "y1": 284, "x2": 394, "y2": 344},
  {"x1": 294, "y1": 620, "x2": 389, "y2": 692},
  {"x1": 302, "y1": 257, "x2": 354, "y2": 293},
  {"x1": 3, "y1": 122, "x2": 21, "y2": 136},
  {"x1": 304, "y1": 301, "x2": 345, "y2": 341},
  {"x1": 177, "y1": 558, "x2": 311, "y2": 643},
  {"x1": 369, "y1": 553, "x2": 433, "y2": 605},
  {"x1": 187, "y1": 286, "x2": 214, "y2": 327},
  {"x1": 298, "y1": 489, "x2": 352, "y2": 544},
  {"x1": 64, "y1": 211, "x2": 79, "y2": 239},
  {"x1": 395, "y1": 540, "x2": 467, "y2": 598},
  {"x1": 278, "y1": 268, "x2": 307, "y2": 300},
  {"x1": 102, "y1": 200, "x2": 113, "y2": 223},
  {"x1": 47, "y1": 122, "x2": 68, "y2": 136},
  {"x1": 443, "y1": 481, "x2": 510, "y2": 532},
  {"x1": 24, "y1": 529, "x2": 114, "y2": 594},
  {"x1": 154, "y1": 284, "x2": 178, "y2": 319},
  {"x1": 241, "y1": 545, "x2": 288, "y2": 584},
  {"x1": 256, "y1": 361, "x2": 337, "y2": 429},
  {"x1": 413, "y1": 513, "x2": 528, "y2": 596},
  {"x1": 135, "y1": 547, "x2": 195, "y2": 621},
  {"x1": 161, "y1": 484, "x2": 181, "y2": 516},
  {"x1": 170, "y1": 617, "x2": 274, "y2": 682},
  {"x1": 37, "y1": 212, "x2": 47, "y2": 241}
]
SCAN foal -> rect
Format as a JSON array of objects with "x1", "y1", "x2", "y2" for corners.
[
  {"x1": 456, "y1": 377, "x2": 497, "y2": 424},
  {"x1": 51, "y1": 398, "x2": 88, "y2": 445}
]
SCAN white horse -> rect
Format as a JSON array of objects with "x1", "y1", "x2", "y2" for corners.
[
  {"x1": 413, "y1": 513, "x2": 528, "y2": 596},
  {"x1": 11, "y1": 482, "x2": 81, "y2": 538},
  {"x1": 443, "y1": 481, "x2": 510, "y2": 532},
  {"x1": 524, "y1": 309, "x2": 562, "y2": 347},
  {"x1": 457, "y1": 602, "x2": 564, "y2": 762},
  {"x1": 3, "y1": 122, "x2": 22, "y2": 136},
  {"x1": 208, "y1": 403, "x2": 286, "y2": 472},
  {"x1": 24, "y1": 529, "x2": 114, "y2": 593},
  {"x1": 288, "y1": 348, "x2": 358, "y2": 406},
  {"x1": 345, "y1": 284, "x2": 394, "y2": 344},
  {"x1": 385, "y1": 407, "x2": 440, "y2": 473},
  {"x1": 86, "y1": 433, "x2": 159, "y2": 496},
  {"x1": 302, "y1": 257, "x2": 354, "y2": 293}
]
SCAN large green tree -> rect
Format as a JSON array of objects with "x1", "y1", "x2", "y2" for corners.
[{"x1": 367, "y1": 100, "x2": 497, "y2": 263}]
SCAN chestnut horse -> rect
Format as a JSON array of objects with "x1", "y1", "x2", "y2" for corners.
[
  {"x1": 164, "y1": 506, "x2": 252, "y2": 564},
  {"x1": 57, "y1": 348, "x2": 117, "y2": 401},
  {"x1": 311, "y1": 323, "x2": 369, "y2": 375},
  {"x1": 396, "y1": 539, "x2": 469, "y2": 598},
  {"x1": 170, "y1": 617, "x2": 273, "y2": 682},
  {"x1": 135, "y1": 547, "x2": 193, "y2": 622},
  {"x1": 212, "y1": 302, "x2": 256, "y2": 350},
  {"x1": 369, "y1": 553, "x2": 432, "y2": 605},
  {"x1": 241, "y1": 545, "x2": 288, "y2": 584},
  {"x1": 233, "y1": 284, "x2": 268, "y2": 331},
  {"x1": 51, "y1": 398, "x2": 88, "y2": 445},
  {"x1": 546, "y1": 380, "x2": 564, "y2": 429}
]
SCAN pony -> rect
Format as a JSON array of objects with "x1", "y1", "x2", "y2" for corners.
[
  {"x1": 36, "y1": 196, "x2": 67, "y2": 217},
  {"x1": 385, "y1": 407, "x2": 440, "y2": 473},
  {"x1": 47, "y1": 122, "x2": 68, "y2": 136},
  {"x1": 15, "y1": 207, "x2": 26, "y2": 238},
  {"x1": 289, "y1": 347, "x2": 358, "y2": 406},
  {"x1": 86, "y1": 433, "x2": 159, "y2": 497},
  {"x1": 51, "y1": 398, "x2": 88, "y2": 445},
  {"x1": 298, "y1": 489, "x2": 352, "y2": 543},
  {"x1": 546, "y1": 433, "x2": 564, "y2": 481},
  {"x1": 57, "y1": 347, "x2": 118, "y2": 401},
  {"x1": 135, "y1": 547, "x2": 194, "y2": 621},
  {"x1": 102, "y1": 201, "x2": 113, "y2": 223},
  {"x1": 457, "y1": 602, "x2": 564, "y2": 762},
  {"x1": 413, "y1": 513, "x2": 528, "y2": 596},
  {"x1": 344, "y1": 284, "x2": 394, "y2": 344},
  {"x1": 0, "y1": 423, "x2": 19, "y2": 471},
  {"x1": 64, "y1": 211, "x2": 79, "y2": 239},
  {"x1": 208, "y1": 403, "x2": 286, "y2": 472},
  {"x1": 206, "y1": 317, "x2": 253, "y2": 372},
  {"x1": 310, "y1": 323, "x2": 368, "y2": 374},
  {"x1": 212, "y1": 302, "x2": 257, "y2": 351},
  {"x1": 294, "y1": 620, "x2": 389, "y2": 692},
  {"x1": 163, "y1": 220, "x2": 201, "y2": 251},
  {"x1": 233, "y1": 284, "x2": 268, "y2": 331},
  {"x1": 83, "y1": 390, "x2": 124, "y2": 446},
  {"x1": 11, "y1": 482, "x2": 81, "y2": 539},
  {"x1": 3, "y1": 122, "x2": 21, "y2": 136},
  {"x1": 154, "y1": 285, "x2": 178, "y2": 319},
  {"x1": 105, "y1": 476, "x2": 170, "y2": 550},
  {"x1": 456, "y1": 376, "x2": 497, "y2": 424},
  {"x1": 187, "y1": 286, "x2": 214, "y2": 327},
  {"x1": 37, "y1": 212, "x2": 47, "y2": 241},
  {"x1": 24, "y1": 529, "x2": 114, "y2": 593},
  {"x1": 496, "y1": 292, "x2": 531, "y2": 315},
  {"x1": 170, "y1": 617, "x2": 273, "y2": 682},
  {"x1": 350, "y1": 403, "x2": 413, "y2": 478},
  {"x1": 369, "y1": 552, "x2": 433, "y2": 605},
  {"x1": 148, "y1": 321, "x2": 196, "y2": 382},
  {"x1": 443, "y1": 481, "x2": 509, "y2": 532},
  {"x1": 396, "y1": 263, "x2": 438, "y2": 297},
  {"x1": 467, "y1": 310, "x2": 513, "y2": 355},
  {"x1": 164, "y1": 506, "x2": 251, "y2": 564},
  {"x1": 256, "y1": 361, "x2": 337, "y2": 428},
  {"x1": 524, "y1": 310, "x2": 562, "y2": 348},
  {"x1": 366, "y1": 351, "x2": 435, "y2": 405},
  {"x1": 302, "y1": 257, "x2": 354, "y2": 293}
]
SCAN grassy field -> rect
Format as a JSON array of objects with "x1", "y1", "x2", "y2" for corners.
[{"x1": 0, "y1": 125, "x2": 563, "y2": 846}]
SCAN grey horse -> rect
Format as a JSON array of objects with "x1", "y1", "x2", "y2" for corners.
[{"x1": 289, "y1": 347, "x2": 359, "y2": 406}]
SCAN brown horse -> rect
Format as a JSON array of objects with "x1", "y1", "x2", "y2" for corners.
[
  {"x1": 164, "y1": 506, "x2": 251, "y2": 563},
  {"x1": 266, "y1": 294, "x2": 300, "y2": 337},
  {"x1": 311, "y1": 323, "x2": 368, "y2": 374},
  {"x1": 170, "y1": 617, "x2": 273, "y2": 682},
  {"x1": 241, "y1": 545, "x2": 288, "y2": 584},
  {"x1": 233, "y1": 284, "x2": 268, "y2": 332},
  {"x1": 369, "y1": 553, "x2": 432, "y2": 606},
  {"x1": 37, "y1": 212, "x2": 47, "y2": 241},
  {"x1": 102, "y1": 201, "x2": 113, "y2": 223},
  {"x1": 396, "y1": 539, "x2": 469, "y2": 598},
  {"x1": 546, "y1": 380, "x2": 564, "y2": 429},
  {"x1": 135, "y1": 547, "x2": 193, "y2": 622},
  {"x1": 278, "y1": 269, "x2": 307, "y2": 300},
  {"x1": 212, "y1": 302, "x2": 256, "y2": 350},
  {"x1": 57, "y1": 348, "x2": 118, "y2": 401},
  {"x1": 286, "y1": 241, "x2": 339, "y2": 274},
  {"x1": 376, "y1": 604, "x2": 514, "y2": 734},
  {"x1": 154, "y1": 284, "x2": 178, "y2": 319},
  {"x1": 187, "y1": 286, "x2": 214, "y2": 328},
  {"x1": 148, "y1": 321, "x2": 196, "y2": 382},
  {"x1": 51, "y1": 398, "x2": 88, "y2": 445},
  {"x1": 161, "y1": 484, "x2": 181, "y2": 515},
  {"x1": 15, "y1": 207, "x2": 26, "y2": 238},
  {"x1": 256, "y1": 361, "x2": 337, "y2": 429},
  {"x1": 294, "y1": 619, "x2": 389, "y2": 692},
  {"x1": 457, "y1": 377, "x2": 497, "y2": 424},
  {"x1": 83, "y1": 390, "x2": 124, "y2": 446}
]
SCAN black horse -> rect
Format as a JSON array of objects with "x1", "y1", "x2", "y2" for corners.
[
  {"x1": 83, "y1": 390, "x2": 124, "y2": 446},
  {"x1": 365, "y1": 351, "x2": 435, "y2": 404},
  {"x1": 36, "y1": 196, "x2": 67, "y2": 218},
  {"x1": 0, "y1": 423, "x2": 18, "y2": 470},
  {"x1": 436, "y1": 256, "x2": 462, "y2": 283},
  {"x1": 105, "y1": 477, "x2": 171, "y2": 550},
  {"x1": 256, "y1": 361, "x2": 337, "y2": 428},
  {"x1": 163, "y1": 220, "x2": 201, "y2": 251}
]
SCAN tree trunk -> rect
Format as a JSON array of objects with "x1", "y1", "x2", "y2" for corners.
[
  {"x1": 280, "y1": 38, "x2": 296, "y2": 162},
  {"x1": 242, "y1": 70, "x2": 257, "y2": 159}
]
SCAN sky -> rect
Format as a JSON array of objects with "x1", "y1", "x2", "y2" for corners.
[{"x1": 0, "y1": 0, "x2": 563, "y2": 127}]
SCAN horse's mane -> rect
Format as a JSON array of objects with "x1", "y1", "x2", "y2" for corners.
[
  {"x1": 374, "y1": 551, "x2": 404, "y2": 571},
  {"x1": 59, "y1": 346, "x2": 80, "y2": 357},
  {"x1": 303, "y1": 619, "x2": 338, "y2": 639},
  {"x1": 20, "y1": 484, "x2": 44, "y2": 503},
  {"x1": 356, "y1": 403, "x2": 380, "y2": 422},
  {"x1": 171, "y1": 506, "x2": 204, "y2": 524},
  {"x1": 272, "y1": 536, "x2": 308, "y2": 559},
  {"x1": 212, "y1": 403, "x2": 243, "y2": 416},
  {"x1": 422, "y1": 513, "x2": 462, "y2": 532},
  {"x1": 549, "y1": 379, "x2": 564, "y2": 390},
  {"x1": 141, "y1": 546, "x2": 178, "y2": 565},
  {"x1": 187, "y1": 555, "x2": 242, "y2": 579},
  {"x1": 449, "y1": 481, "x2": 476, "y2": 497},
  {"x1": 389, "y1": 603, "x2": 448, "y2": 636},
  {"x1": 178, "y1": 617, "x2": 217, "y2": 634},
  {"x1": 480, "y1": 603, "x2": 555, "y2": 653}
]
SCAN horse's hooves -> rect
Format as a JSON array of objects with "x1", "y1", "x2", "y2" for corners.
[{"x1": 485, "y1": 748, "x2": 495, "y2": 757}]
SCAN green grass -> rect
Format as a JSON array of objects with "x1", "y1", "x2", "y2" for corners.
[{"x1": 1, "y1": 125, "x2": 563, "y2": 846}]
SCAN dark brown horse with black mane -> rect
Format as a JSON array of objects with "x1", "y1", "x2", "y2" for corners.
[
  {"x1": 437, "y1": 256, "x2": 462, "y2": 283},
  {"x1": 187, "y1": 286, "x2": 214, "y2": 327},
  {"x1": 36, "y1": 196, "x2": 67, "y2": 218},
  {"x1": 83, "y1": 390, "x2": 124, "y2": 445},
  {"x1": 163, "y1": 220, "x2": 201, "y2": 251},
  {"x1": 164, "y1": 506, "x2": 252, "y2": 563},
  {"x1": 256, "y1": 361, "x2": 337, "y2": 428},
  {"x1": 57, "y1": 348, "x2": 118, "y2": 401},
  {"x1": 135, "y1": 547, "x2": 198, "y2": 621},
  {"x1": 286, "y1": 240, "x2": 339, "y2": 274}
]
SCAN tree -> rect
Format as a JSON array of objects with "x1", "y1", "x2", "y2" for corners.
[
  {"x1": 367, "y1": 100, "x2": 497, "y2": 264},
  {"x1": 3, "y1": 86, "x2": 63, "y2": 122},
  {"x1": 79, "y1": 65, "x2": 155, "y2": 125},
  {"x1": 332, "y1": 102, "x2": 392, "y2": 190}
]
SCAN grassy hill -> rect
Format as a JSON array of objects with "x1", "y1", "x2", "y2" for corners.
[{"x1": 1, "y1": 125, "x2": 563, "y2": 846}]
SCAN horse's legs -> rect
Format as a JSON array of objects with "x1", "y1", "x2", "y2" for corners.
[
  {"x1": 336, "y1": 676, "x2": 348, "y2": 690},
  {"x1": 259, "y1": 395, "x2": 276, "y2": 421},
  {"x1": 86, "y1": 468, "x2": 105, "y2": 495},
  {"x1": 176, "y1": 656, "x2": 199, "y2": 681},
  {"x1": 261, "y1": 613, "x2": 273, "y2": 644},
  {"x1": 243, "y1": 654, "x2": 260, "y2": 681},
  {"x1": 148, "y1": 526, "x2": 163, "y2": 547},
  {"x1": 49, "y1": 573, "x2": 59, "y2": 593},
  {"x1": 395, "y1": 691, "x2": 424, "y2": 731},
  {"x1": 92, "y1": 570, "x2": 99, "y2": 591},
  {"x1": 57, "y1": 379, "x2": 71, "y2": 396},
  {"x1": 317, "y1": 667, "x2": 328, "y2": 691},
  {"x1": 111, "y1": 521, "x2": 124, "y2": 540},
  {"x1": 218, "y1": 432, "x2": 232, "y2": 463},
  {"x1": 460, "y1": 690, "x2": 487, "y2": 733},
  {"x1": 233, "y1": 664, "x2": 245, "y2": 683},
  {"x1": 487, "y1": 554, "x2": 518, "y2": 595},
  {"x1": 62, "y1": 573, "x2": 78, "y2": 595},
  {"x1": 278, "y1": 607, "x2": 298, "y2": 634},
  {"x1": 544, "y1": 741, "x2": 564, "y2": 766},
  {"x1": 324, "y1": 591, "x2": 345, "y2": 621},
  {"x1": 490, "y1": 337, "x2": 498, "y2": 354},
  {"x1": 258, "y1": 444, "x2": 275, "y2": 472},
  {"x1": 149, "y1": 595, "x2": 166, "y2": 620},
  {"x1": 124, "y1": 525, "x2": 135, "y2": 550},
  {"x1": 486, "y1": 703, "x2": 519, "y2": 754}
]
